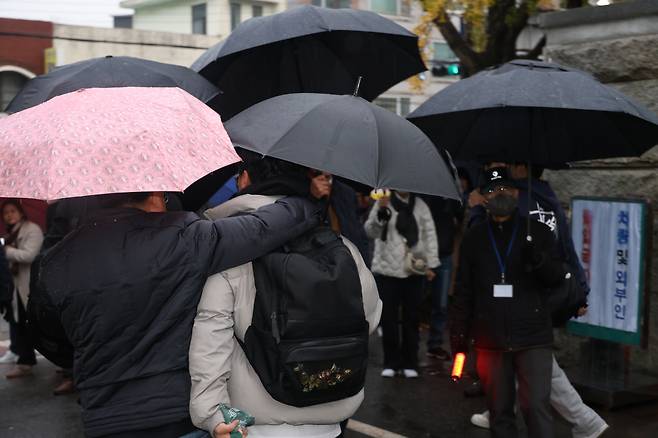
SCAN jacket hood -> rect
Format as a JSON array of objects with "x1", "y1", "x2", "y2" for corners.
[{"x1": 204, "y1": 194, "x2": 283, "y2": 220}]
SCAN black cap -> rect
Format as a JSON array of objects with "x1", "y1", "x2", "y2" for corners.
[{"x1": 479, "y1": 167, "x2": 514, "y2": 194}]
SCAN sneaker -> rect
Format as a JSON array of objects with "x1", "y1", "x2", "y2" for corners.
[
  {"x1": 577, "y1": 422, "x2": 609, "y2": 438},
  {"x1": 5, "y1": 364, "x2": 33, "y2": 379},
  {"x1": 0, "y1": 350, "x2": 18, "y2": 364},
  {"x1": 470, "y1": 411, "x2": 490, "y2": 429},
  {"x1": 426, "y1": 347, "x2": 451, "y2": 361},
  {"x1": 402, "y1": 369, "x2": 419, "y2": 378},
  {"x1": 380, "y1": 368, "x2": 395, "y2": 378}
]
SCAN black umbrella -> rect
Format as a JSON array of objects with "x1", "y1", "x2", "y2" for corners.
[
  {"x1": 5, "y1": 56, "x2": 221, "y2": 113},
  {"x1": 408, "y1": 59, "x2": 658, "y2": 167},
  {"x1": 224, "y1": 93, "x2": 460, "y2": 200},
  {"x1": 192, "y1": 5, "x2": 426, "y2": 119}
]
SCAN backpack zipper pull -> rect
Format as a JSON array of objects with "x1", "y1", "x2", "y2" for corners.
[{"x1": 271, "y1": 311, "x2": 281, "y2": 344}]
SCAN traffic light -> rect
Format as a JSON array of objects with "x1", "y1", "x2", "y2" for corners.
[{"x1": 431, "y1": 61, "x2": 461, "y2": 77}]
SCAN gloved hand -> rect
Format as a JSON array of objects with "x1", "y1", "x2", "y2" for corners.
[
  {"x1": 377, "y1": 206, "x2": 392, "y2": 222},
  {"x1": 450, "y1": 333, "x2": 468, "y2": 358}
]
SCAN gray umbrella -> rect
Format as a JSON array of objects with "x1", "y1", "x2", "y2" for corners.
[
  {"x1": 192, "y1": 5, "x2": 426, "y2": 120},
  {"x1": 224, "y1": 93, "x2": 460, "y2": 200}
]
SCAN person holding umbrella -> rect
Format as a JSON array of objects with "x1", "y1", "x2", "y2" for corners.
[
  {"x1": 450, "y1": 167, "x2": 565, "y2": 438},
  {"x1": 0, "y1": 87, "x2": 328, "y2": 438},
  {"x1": 467, "y1": 163, "x2": 608, "y2": 438}
]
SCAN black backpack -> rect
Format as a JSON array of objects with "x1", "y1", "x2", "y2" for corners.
[{"x1": 240, "y1": 226, "x2": 369, "y2": 407}]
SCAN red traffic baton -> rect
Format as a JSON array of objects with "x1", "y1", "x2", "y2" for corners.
[{"x1": 451, "y1": 352, "x2": 466, "y2": 382}]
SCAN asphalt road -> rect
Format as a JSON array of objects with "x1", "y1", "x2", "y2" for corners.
[{"x1": 1, "y1": 321, "x2": 657, "y2": 437}]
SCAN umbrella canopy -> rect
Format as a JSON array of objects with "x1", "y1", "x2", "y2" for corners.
[
  {"x1": 224, "y1": 93, "x2": 460, "y2": 200},
  {"x1": 0, "y1": 87, "x2": 240, "y2": 204},
  {"x1": 408, "y1": 59, "x2": 658, "y2": 167},
  {"x1": 192, "y1": 5, "x2": 426, "y2": 119},
  {"x1": 5, "y1": 56, "x2": 221, "y2": 113}
]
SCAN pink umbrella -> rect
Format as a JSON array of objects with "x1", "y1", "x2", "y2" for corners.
[{"x1": 0, "y1": 87, "x2": 240, "y2": 201}]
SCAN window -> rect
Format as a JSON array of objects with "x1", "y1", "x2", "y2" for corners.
[
  {"x1": 370, "y1": 0, "x2": 409, "y2": 16},
  {"x1": 433, "y1": 42, "x2": 457, "y2": 62},
  {"x1": 230, "y1": 2, "x2": 242, "y2": 30},
  {"x1": 113, "y1": 15, "x2": 133, "y2": 29},
  {"x1": 192, "y1": 3, "x2": 207, "y2": 35},
  {"x1": 311, "y1": 0, "x2": 351, "y2": 8},
  {"x1": 252, "y1": 5, "x2": 263, "y2": 17},
  {"x1": 373, "y1": 96, "x2": 411, "y2": 117}
]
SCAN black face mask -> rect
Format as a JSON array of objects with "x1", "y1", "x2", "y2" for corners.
[{"x1": 487, "y1": 193, "x2": 518, "y2": 217}]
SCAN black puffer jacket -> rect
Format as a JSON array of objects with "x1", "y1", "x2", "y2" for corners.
[
  {"x1": 40, "y1": 199, "x2": 320, "y2": 437},
  {"x1": 451, "y1": 212, "x2": 564, "y2": 351}
]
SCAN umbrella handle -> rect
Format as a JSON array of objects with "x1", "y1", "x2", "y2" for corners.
[{"x1": 527, "y1": 164, "x2": 532, "y2": 242}]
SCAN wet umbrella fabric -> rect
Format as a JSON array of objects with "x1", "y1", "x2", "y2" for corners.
[
  {"x1": 0, "y1": 87, "x2": 240, "y2": 204},
  {"x1": 192, "y1": 5, "x2": 426, "y2": 119},
  {"x1": 224, "y1": 93, "x2": 460, "y2": 200},
  {"x1": 5, "y1": 56, "x2": 221, "y2": 113},
  {"x1": 408, "y1": 59, "x2": 658, "y2": 167}
]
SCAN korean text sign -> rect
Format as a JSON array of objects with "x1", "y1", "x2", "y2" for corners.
[{"x1": 568, "y1": 198, "x2": 648, "y2": 346}]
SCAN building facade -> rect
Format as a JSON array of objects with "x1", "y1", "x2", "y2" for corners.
[
  {"x1": 119, "y1": 0, "x2": 460, "y2": 115},
  {"x1": 121, "y1": 0, "x2": 287, "y2": 38}
]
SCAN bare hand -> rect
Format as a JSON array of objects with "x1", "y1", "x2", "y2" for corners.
[
  {"x1": 577, "y1": 306, "x2": 588, "y2": 317},
  {"x1": 310, "y1": 174, "x2": 332, "y2": 199},
  {"x1": 213, "y1": 420, "x2": 246, "y2": 438},
  {"x1": 468, "y1": 190, "x2": 485, "y2": 208},
  {"x1": 426, "y1": 269, "x2": 436, "y2": 281}
]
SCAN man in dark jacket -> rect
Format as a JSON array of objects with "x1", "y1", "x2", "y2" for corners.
[
  {"x1": 451, "y1": 167, "x2": 564, "y2": 438},
  {"x1": 39, "y1": 191, "x2": 323, "y2": 438}
]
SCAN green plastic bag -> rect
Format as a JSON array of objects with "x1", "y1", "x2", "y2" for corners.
[{"x1": 219, "y1": 404, "x2": 255, "y2": 438}]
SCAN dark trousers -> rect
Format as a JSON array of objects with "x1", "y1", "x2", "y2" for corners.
[
  {"x1": 477, "y1": 347, "x2": 553, "y2": 438},
  {"x1": 98, "y1": 418, "x2": 196, "y2": 438},
  {"x1": 377, "y1": 275, "x2": 424, "y2": 370},
  {"x1": 427, "y1": 256, "x2": 453, "y2": 349},
  {"x1": 9, "y1": 293, "x2": 37, "y2": 366}
]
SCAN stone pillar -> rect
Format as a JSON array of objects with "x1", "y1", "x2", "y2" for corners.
[{"x1": 539, "y1": 0, "x2": 658, "y2": 371}]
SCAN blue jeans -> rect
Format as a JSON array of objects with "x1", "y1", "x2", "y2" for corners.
[{"x1": 427, "y1": 256, "x2": 453, "y2": 350}]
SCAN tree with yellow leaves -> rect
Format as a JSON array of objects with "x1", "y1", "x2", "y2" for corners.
[{"x1": 414, "y1": 0, "x2": 581, "y2": 78}]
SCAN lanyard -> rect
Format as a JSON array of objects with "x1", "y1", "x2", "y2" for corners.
[{"x1": 486, "y1": 217, "x2": 519, "y2": 284}]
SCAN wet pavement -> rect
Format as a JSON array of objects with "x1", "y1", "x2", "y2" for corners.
[{"x1": 1, "y1": 320, "x2": 658, "y2": 437}]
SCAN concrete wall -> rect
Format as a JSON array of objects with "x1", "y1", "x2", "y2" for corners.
[
  {"x1": 539, "y1": 0, "x2": 658, "y2": 371},
  {"x1": 52, "y1": 24, "x2": 220, "y2": 68}
]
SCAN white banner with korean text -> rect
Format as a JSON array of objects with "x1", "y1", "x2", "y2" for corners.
[{"x1": 570, "y1": 199, "x2": 644, "y2": 336}]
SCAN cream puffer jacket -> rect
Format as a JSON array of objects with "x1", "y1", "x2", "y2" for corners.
[
  {"x1": 364, "y1": 195, "x2": 439, "y2": 278},
  {"x1": 189, "y1": 194, "x2": 382, "y2": 435}
]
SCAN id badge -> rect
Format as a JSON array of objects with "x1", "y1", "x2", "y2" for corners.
[{"x1": 493, "y1": 284, "x2": 513, "y2": 298}]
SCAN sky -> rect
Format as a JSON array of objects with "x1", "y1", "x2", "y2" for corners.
[{"x1": 0, "y1": 0, "x2": 133, "y2": 28}]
